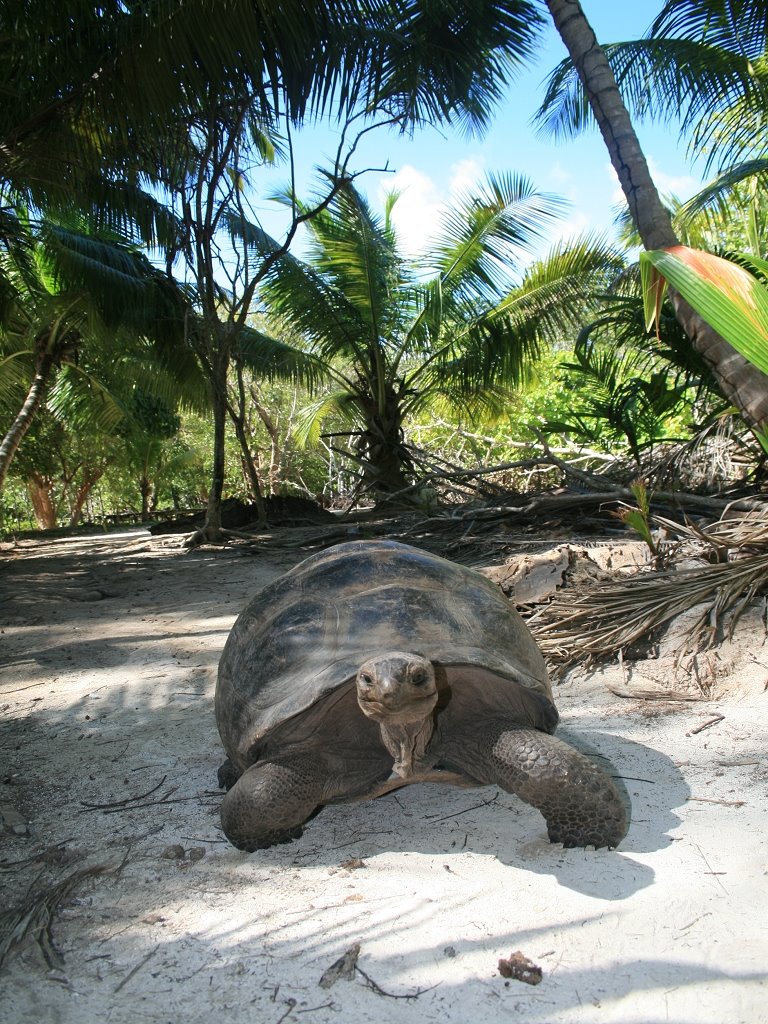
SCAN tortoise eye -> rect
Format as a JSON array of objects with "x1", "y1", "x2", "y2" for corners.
[
  {"x1": 412, "y1": 670, "x2": 427, "y2": 686},
  {"x1": 360, "y1": 672, "x2": 373, "y2": 686}
]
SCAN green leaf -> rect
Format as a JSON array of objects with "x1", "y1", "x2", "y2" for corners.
[{"x1": 639, "y1": 246, "x2": 768, "y2": 376}]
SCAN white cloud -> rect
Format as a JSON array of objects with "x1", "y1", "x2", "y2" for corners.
[
  {"x1": 447, "y1": 157, "x2": 485, "y2": 196},
  {"x1": 646, "y1": 155, "x2": 700, "y2": 202},
  {"x1": 381, "y1": 158, "x2": 488, "y2": 258},
  {"x1": 607, "y1": 155, "x2": 700, "y2": 208},
  {"x1": 547, "y1": 161, "x2": 573, "y2": 187},
  {"x1": 547, "y1": 210, "x2": 592, "y2": 246},
  {"x1": 380, "y1": 165, "x2": 442, "y2": 257}
]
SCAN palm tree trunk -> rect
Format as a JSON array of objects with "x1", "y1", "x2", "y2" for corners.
[
  {"x1": 359, "y1": 385, "x2": 412, "y2": 496},
  {"x1": 545, "y1": 0, "x2": 768, "y2": 435},
  {"x1": 0, "y1": 346, "x2": 56, "y2": 499},
  {"x1": 139, "y1": 475, "x2": 152, "y2": 521}
]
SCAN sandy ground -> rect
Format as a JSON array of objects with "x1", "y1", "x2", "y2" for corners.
[{"x1": 0, "y1": 528, "x2": 766, "y2": 1024}]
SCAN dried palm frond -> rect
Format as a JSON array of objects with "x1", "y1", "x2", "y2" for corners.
[
  {"x1": 531, "y1": 550, "x2": 768, "y2": 663},
  {"x1": 0, "y1": 862, "x2": 114, "y2": 969},
  {"x1": 652, "y1": 507, "x2": 768, "y2": 555}
]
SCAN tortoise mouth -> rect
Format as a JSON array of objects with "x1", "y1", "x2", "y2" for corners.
[{"x1": 357, "y1": 691, "x2": 438, "y2": 723}]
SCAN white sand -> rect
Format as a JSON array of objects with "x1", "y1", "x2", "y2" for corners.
[{"x1": 1, "y1": 530, "x2": 766, "y2": 1024}]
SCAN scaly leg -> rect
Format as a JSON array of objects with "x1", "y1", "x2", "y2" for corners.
[
  {"x1": 220, "y1": 757, "x2": 326, "y2": 852},
  {"x1": 446, "y1": 723, "x2": 627, "y2": 848}
]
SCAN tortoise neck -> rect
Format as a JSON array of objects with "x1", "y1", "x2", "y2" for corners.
[{"x1": 378, "y1": 717, "x2": 435, "y2": 778}]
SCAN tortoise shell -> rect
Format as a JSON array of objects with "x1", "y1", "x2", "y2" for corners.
[{"x1": 216, "y1": 540, "x2": 557, "y2": 772}]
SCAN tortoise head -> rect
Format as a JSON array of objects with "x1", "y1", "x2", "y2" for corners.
[{"x1": 355, "y1": 652, "x2": 438, "y2": 725}]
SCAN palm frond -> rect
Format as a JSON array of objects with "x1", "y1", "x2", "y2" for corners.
[
  {"x1": 650, "y1": 0, "x2": 768, "y2": 57},
  {"x1": 354, "y1": 0, "x2": 545, "y2": 136},
  {"x1": 533, "y1": 550, "x2": 768, "y2": 663},
  {"x1": 0, "y1": 208, "x2": 41, "y2": 305},
  {"x1": 117, "y1": 356, "x2": 209, "y2": 418},
  {"x1": 2, "y1": 0, "x2": 543, "y2": 230},
  {"x1": 678, "y1": 160, "x2": 768, "y2": 225},
  {"x1": 235, "y1": 325, "x2": 326, "y2": 389},
  {"x1": 223, "y1": 212, "x2": 285, "y2": 262},
  {"x1": 403, "y1": 368, "x2": 510, "y2": 421},
  {"x1": 534, "y1": 35, "x2": 766, "y2": 172},
  {"x1": 38, "y1": 224, "x2": 184, "y2": 336},
  {"x1": 488, "y1": 235, "x2": 625, "y2": 342},
  {"x1": 260, "y1": 248, "x2": 366, "y2": 363},
  {"x1": 0, "y1": 861, "x2": 114, "y2": 969},
  {"x1": 292, "y1": 389, "x2": 363, "y2": 447},
  {"x1": 0, "y1": 350, "x2": 34, "y2": 406},
  {"x1": 426, "y1": 172, "x2": 567, "y2": 302},
  {"x1": 46, "y1": 364, "x2": 127, "y2": 434},
  {"x1": 307, "y1": 182, "x2": 400, "y2": 335}
]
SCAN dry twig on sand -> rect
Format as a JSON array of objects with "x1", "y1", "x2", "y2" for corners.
[{"x1": 0, "y1": 861, "x2": 120, "y2": 968}]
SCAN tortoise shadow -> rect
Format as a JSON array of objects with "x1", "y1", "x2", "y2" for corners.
[{"x1": 236, "y1": 730, "x2": 687, "y2": 902}]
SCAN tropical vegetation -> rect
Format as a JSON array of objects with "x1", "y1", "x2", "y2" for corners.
[
  {"x1": 256, "y1": 175, "x2": 622, "y2": 497},
  {"x1": 2, "y1": 0, "x2": 767, "y2": 534}
]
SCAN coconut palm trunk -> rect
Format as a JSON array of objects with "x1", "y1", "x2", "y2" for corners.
[
  {"x1": 204, "y1": 355, "x2": 229, "y2": 543},
  {"x1": 545, "y1": 0, "x2": 768, "y2": 435},
  {"x1": 358, "y1": 381, "x2": 412, "y2": 496}
]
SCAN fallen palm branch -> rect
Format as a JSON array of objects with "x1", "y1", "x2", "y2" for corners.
[{"x1": 531, "y1": 551, "x2": 768, "y2": 663}]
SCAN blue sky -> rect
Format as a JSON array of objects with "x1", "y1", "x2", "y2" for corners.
[{"x1": 251, "y1": 1, "x2": 702, "y2": 260}]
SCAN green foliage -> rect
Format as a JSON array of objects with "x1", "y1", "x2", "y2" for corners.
[
  {"x1": 536, "y1": 0, "x2": 768, "y2": 175},
  {"x1": 538, "y1": 291, "x2": 724, "y2": 463},
  {"x1": 640, "y1": 247, "x2": 768, "y2": 380},
  {"x1": 119, "y1": 390, "x2": 181, "y2": 441},
  {"x1": 610, "y1": 481, "x2": 661, "y2": 561},
  {"x1": 7, "y1": 413, "x2": 119, "y2": 527},
  {"x1": 259, "y1": 175, "x2": 621, "y2": 493}
]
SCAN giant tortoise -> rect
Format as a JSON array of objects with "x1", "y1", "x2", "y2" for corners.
[{"x1": 215, "y1": 539, "x2": 627, "y2": 852}]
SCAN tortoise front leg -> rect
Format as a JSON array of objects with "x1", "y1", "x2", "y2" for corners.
[
  {"x1": 446, "y1": 724, "x2": 628, "y2": 849},
  {"x1": 220, "y1": 757, "x2": 326, "y2": 852}
]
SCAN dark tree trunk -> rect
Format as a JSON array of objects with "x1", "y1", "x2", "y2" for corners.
[
  {"x1": 204, "y1": 370, "x2": 228, "y2": 542},
  {"x1": 0, "y1": 346, "x2": 56, "y2": 499},
  {"x1": 139, "y1": 475, "x2": 152, "y2": 521},
  {"x1": 545, "y1": 0, "x2": 768, "y2": 435},
  {"x1": 227, "y1": 362, "x2": 267, "y2": 523}
]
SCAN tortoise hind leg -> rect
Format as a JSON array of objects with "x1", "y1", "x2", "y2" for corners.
[
  {"x1": 220, "y1": 757, "x2": 326, "y2": 852},
  {"x1": 447, "y1": 724, "x2": 628, "y2": 849}
]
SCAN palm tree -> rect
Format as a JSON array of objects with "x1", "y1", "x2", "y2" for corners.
[
  {"x1": 63, "y1": 0, "x2": 549, "y2": 543},
  {"x1": 258, "y1": 175, "x2": 623, "y2": 498},
  {"x1": 538, "y1": 1, "x2": 768, "y2": 173},
  {"x1": 539, "y1": 0, "x2": 768, "y2": 250},
  {"x1": 0, "y1": 215, "x2": 196, "y2": 499},
  {"x1": 540, "y1": 0, "x2": 768, "y2": 440}
]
